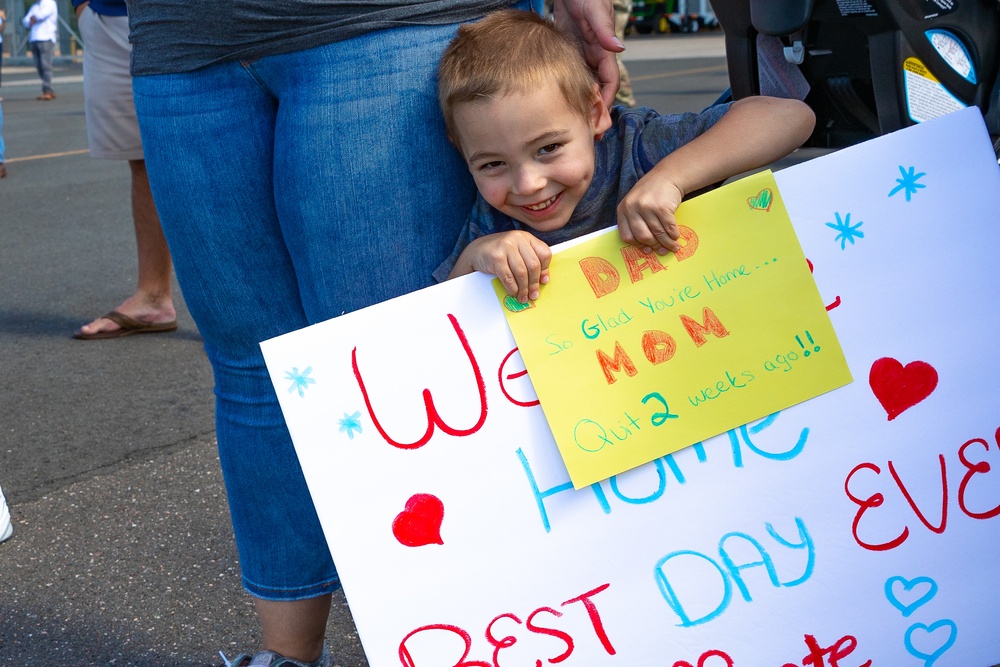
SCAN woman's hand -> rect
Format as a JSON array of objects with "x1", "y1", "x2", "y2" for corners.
[{"x1": 552, "y1": 0, "x2": 623, "y2": 108}]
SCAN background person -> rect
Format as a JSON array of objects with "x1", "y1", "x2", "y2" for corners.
[
  {"x1": 71, "y1": 0, "x2": 177, "y2": 340},
  {"x1": 22, "y1": 0, "x2": 59, "y2": 100},
  {"x1": 612, "y1": 0, "x2": 635, "y2": 106},
  {"x1": 125, "y1": 1, "x2": 622, "y2": 665}
]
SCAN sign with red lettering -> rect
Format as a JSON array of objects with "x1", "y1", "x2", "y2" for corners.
[{"x1": 261, "y1": 108, "x2": 1000, "y2": 666}]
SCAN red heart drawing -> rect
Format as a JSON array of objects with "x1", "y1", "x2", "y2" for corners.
[
  {"x1": 392, "y1": 493, "x2": 444, "y2": 547},
  {"x1": 869, "y1": 357, "x2": 938, "y2": 421}
]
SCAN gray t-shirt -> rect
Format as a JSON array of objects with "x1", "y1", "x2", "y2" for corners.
[
  {"x1": 433, "y1": 103, "x2": 731, "y2": 282},
  {"x1": 128, "y1": 0, "x2": 512, "y2": 76}
]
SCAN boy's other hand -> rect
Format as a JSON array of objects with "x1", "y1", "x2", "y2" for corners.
[
  {"x1": 461, "y1": 231, "x2": 552, "y2": 303},
  {"x1": 553, "y1": 0, "x2": 622, "y2": 108},
  {"x1": 616, "y1": 178, "x2": 683, "y2": 255}
]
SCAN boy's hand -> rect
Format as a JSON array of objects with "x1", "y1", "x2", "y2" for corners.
[
  {"x1": 616, "y1": 177, "x2": 684, "y2": 255},
  {"x1": 455, "y1": 231, "x2": 552, "y2": 303}
]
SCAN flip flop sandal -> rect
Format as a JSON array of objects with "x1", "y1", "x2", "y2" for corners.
[{"x1": 73, "y1": 309, "x2": 178, "y2": 340}]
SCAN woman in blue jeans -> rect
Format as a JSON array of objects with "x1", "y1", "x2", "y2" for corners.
[{"x1": 127, "y1": 1, "x2": 622, "y2": 665}]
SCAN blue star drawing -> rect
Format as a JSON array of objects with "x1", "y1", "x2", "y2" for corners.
[
  {"x1": 888, "y1": 165, "x2": 927, "y2": 202},
  {"x1": 338, "y1": 411, "x2": 363, "y2": 440},
  {"x1": 284, "y1": 366, "x2": 316, "y2": 398},
  {"x1": 826, "y1": 212, "x2": 864, "y2": 250}
]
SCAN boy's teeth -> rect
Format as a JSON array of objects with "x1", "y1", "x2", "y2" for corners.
[{"x1": 525, "y1": 195, "x2": 557, "y2": 211}]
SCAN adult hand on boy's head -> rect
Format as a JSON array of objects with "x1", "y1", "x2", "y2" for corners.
[
  {"x1": 616, "y1": 178, "x2": 684, "y2": 255},
  {"x1": 553, "y1": 0, "x2": 622, "y2": 108},
  {"x1": 462, "y1": 231, "x2": 553, "y2": 303}
]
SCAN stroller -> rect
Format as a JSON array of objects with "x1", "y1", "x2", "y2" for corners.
[{"x1": 711, "y1": 0, "x2": 1000, "y2": 155}]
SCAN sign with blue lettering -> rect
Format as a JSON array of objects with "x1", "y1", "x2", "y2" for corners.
[{"x1": 261, "y1": 108, "x2": 1000, "y2": 667}]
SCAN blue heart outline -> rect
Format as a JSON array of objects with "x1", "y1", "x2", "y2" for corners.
[
  {"x1": 904, "y1": 619, "x2": 957, "y2": 666},
  {"x1": 885, "y1": 575, "x2": 938, "y2": 617}
]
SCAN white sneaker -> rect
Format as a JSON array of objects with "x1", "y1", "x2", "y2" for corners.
[{"x1": 0, "y1": 485, "x2": 13, "y2": 545}]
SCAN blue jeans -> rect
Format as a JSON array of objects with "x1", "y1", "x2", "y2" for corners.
[{"x1": 132, "y1": 18, "x2": 504, "y2": 599}]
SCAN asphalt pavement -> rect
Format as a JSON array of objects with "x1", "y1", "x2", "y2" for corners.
[{"x1": 0, "y1": 33, "x2": 730, "y2": 666}]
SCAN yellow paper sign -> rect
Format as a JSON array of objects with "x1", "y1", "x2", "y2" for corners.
[{"x1": 496, "y1": 171, "x2": 853, "y2": 488}]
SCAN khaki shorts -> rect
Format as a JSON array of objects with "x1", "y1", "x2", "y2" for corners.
[{"x1": 79, "y1": 8, "x2": 143, "y2": 160}]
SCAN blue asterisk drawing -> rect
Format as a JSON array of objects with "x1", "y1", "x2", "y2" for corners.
[
  {"x1": 888, "y1": 165, "x2": 926, "y2": 202},
  {"x1": 285, "y1": 366, "x2": 316, "y2": 398},
  {"x1": 338, "y1": 412, "x2": 363, "y2": 440},
  {"x1": 825, "y1": 212, "x2": 864, "y2": 250}
]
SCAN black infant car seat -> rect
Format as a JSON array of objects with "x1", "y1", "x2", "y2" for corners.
[{"x1": 711, "y1": 0, "x2": 1000, "y2": 154}]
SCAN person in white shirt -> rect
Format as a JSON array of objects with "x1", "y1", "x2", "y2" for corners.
[{"x1": 22, "y1": 0, "x2": 59, "y2": 100}]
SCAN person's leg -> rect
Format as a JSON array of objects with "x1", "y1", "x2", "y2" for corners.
[
  {"x1": 613, "y1": 0, "x2": 636, "y2": 107},
  {"x1": 75, "y1": 159, "x2": 176, "y2": 335},
  {"x1": 133, "y1": 15, "x2": 486, "y2": 661},
  {"x1": 75, "y1": 10, "x2": 175, "y2": 337},
  {"x1": 256, "y1": 595, "x2": 331, "y2": 661},
  {"x1": 128, "y1": 160, "x2": 174, "y2": 310},
  {"x1": 30, "y1": 42, "x2": 43, "y2": 90},
  {"x1": 40, "y1": 41, "x2": 54, "y2": 95},
  {"x1": 235, "y1": 25, "x2": 483, "y2": 660},
  {"x1": 133, "y1": 63, "x2": 340, "y2": 663}
]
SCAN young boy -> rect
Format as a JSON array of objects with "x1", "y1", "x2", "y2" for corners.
[{"x1": 433, "y1": 9, "x2": 815, "y2": 303}]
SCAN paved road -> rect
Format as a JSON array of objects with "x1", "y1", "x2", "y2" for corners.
[{"x1": 0, "y1": 34, "x2": 729, "y2": 666}]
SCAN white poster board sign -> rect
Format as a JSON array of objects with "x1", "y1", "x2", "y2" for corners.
[{"x1": 261, "y1": 108, "x2": 1000, "y2": 667}]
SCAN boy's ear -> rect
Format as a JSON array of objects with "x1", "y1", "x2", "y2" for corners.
[{"x1": 589, "y1": 83, "x2": 613, "y2": 141}]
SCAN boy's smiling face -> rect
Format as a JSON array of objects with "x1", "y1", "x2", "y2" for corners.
[{"x1": 452, "y1": 80, "x2": 612, "y2": 232}]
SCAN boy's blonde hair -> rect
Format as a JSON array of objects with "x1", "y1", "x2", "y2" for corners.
[{"x1": 438, "y1": 9, "x2": 598, "y2": 146}]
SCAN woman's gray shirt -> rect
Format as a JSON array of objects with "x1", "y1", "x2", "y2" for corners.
[{"x1": 128, "y1": 0, "x2": 512, "y2": 75}]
